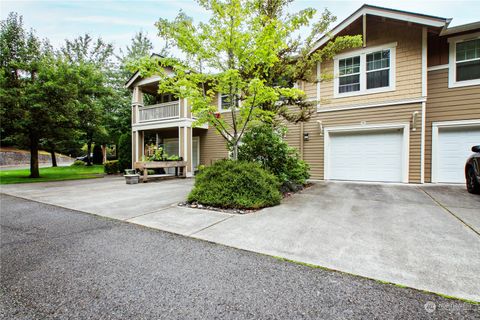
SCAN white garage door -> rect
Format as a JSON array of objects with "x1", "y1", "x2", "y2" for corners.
[
  {"x1": 328, "y1": 129, "x2": 404, "y2": 182},
  {"x1": 436, "y1": 126, "x2": 480, "y2": 183}
]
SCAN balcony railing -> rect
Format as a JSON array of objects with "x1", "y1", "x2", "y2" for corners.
[{"x1": 139, "y1": 101, "x2": 180, "y2": 122}]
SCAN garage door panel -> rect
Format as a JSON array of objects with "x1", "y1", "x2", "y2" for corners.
[
  {"x1": 329, "y1": 129, "x2": 404, "y2": 182},
  {"x1": 437, "y1": 126, "x2": 480, "y2": 183}
]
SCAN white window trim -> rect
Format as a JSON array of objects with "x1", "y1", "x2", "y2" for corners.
[
  {"x1": 217, "y1": 92, "x2": 241, "y2": 113},
  {"x1": 448, "y1": 32, "x2": 480, "y2": 88},
  {"x1": 430, "y1": 119, "x2": 480, "y2": 183},
  {"x1": 324, "y1": 122, "x2": 410, "y2": 183},
  {"x1": 333, "y1": 42, "x2": 397, "y2": 99}
]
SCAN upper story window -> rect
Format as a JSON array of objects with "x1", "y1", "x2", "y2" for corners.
[
  {"x1": 220, "y1": 94, "x2": 230, "y2": 110},
  {"x1": 218, "y1": 93, "x2": 240, "y2": 112},
  {"x1": 448, "y1": 33, "x2": 480, "y2": 88},
  {"x1": 339, "y1": 56, "x2": 360, "y2": 93},
  {"x1": 366, "y1": 50, "x2": 390, "y2": 89},
  {"x1": 334, "y1": 43, "x2": 396, "y2": 98},
  {"x1": 455, "y1": 38, "x2": 480, "y2": 81}
]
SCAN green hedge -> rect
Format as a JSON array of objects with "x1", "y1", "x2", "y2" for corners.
[
  {"x1": 118, "y1": 133, "x2": 132, "y2": 171},
  {"x1": 71, "y1": 160, "x2": 85, "y2": 166},
  {"x1": 104, "y1": 160, "x2": 119, "y2": 174},
  {"x1": 238, "y1": 124, "x2": 310, "y2": 191},
  {"x1": 188, "y1": 160, "x2": 281, "y2": 209}
]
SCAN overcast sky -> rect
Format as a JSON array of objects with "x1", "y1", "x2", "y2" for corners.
[{"x1": 1, "y1": 0, "x2": 479, "y2": 54}]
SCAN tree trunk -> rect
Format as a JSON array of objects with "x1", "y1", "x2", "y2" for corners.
[
  {"x1": 29, "y1": 135, "x2": 40, "y2": 178},
  {"x1": 86, "y1": 140, "x2": 92, "y2": 166},
  {"x1": 232, "y1": 142, "x2": 238, "y2": 160},
  {"x1": 102, "y1": 144, "x2": 107, "y2": 163},
  {"x1": 50, "y1": 148, "x2": 58, "y2": 167}
]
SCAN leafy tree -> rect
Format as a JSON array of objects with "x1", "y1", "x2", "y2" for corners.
[
  {"x1": 0, "y1": 13, "x2": 80, "y2": 177},
  {"x1": 61, "y1": 34, "x2": 113, "y2": 165},
  {"x1": 118, "y1": 31, "x2": 153, "y2": 76},
  {"x1": 132, "y1": 0, "x2": 362, "y2": 159},
  {"x1": 104, "y1": 31, "x2": 155, "y2": 148},
  {"x1": 62, "y1": 34, "x2": 114, "y2": 68}
]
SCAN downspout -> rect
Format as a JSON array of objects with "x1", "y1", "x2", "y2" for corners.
[
  {"x1": 300, "y1": 122, "x2": 304, "y2": 160},
  {"x1": 300, "y1": 81, "x2": 305, "y2": 160}
]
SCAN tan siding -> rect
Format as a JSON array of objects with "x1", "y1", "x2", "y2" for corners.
[
  {"x1": 198, "y1": 128, "x2": 228, "y2": 166},
  {"x1": 303, "y1": 80, "x2": 317, "y2": 100},
  {"x1": 424, "y1": 69, "x2": 480, "y2": 182},
  {"x1": 285, "y1": 104, "x2": 423, "y2": 183},
  {"x1": 313, "y1": 21, "x2": 423, "y2": 109},
  {"x1": 198, "y1": 107, "x2": 230, "y2": 166},
  {"x1": 283, "y1": 122, "x2": 302, "y2": 153}
]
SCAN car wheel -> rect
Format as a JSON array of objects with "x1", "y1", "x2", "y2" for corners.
[{"x1": 466, "y1": 166, "x2": 480, "y2": 194}]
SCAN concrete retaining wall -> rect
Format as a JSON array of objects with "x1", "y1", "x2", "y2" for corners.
[{"x1": 0, "y1": 150, "x2": 74, "y2": 166}]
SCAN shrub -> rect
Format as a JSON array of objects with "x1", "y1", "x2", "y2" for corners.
[
  {"x1": 238, "y1": 124, "x2": 310, "y2": 191},
  {"x1": 188, "y1": 160, "x2": 281, "y2": 209},
  {"x1": 118, "y1": 133, "x2": 132, "y2": 171},
  {"x1": 104, "y1": 160, "x2": 119, "y2": 174},
  {"x1": 92, "y1": 145, "x2": 103, "y2": 164},
  {"x1": 71, "y1": 160, "x2": 85, "y2": 166}
]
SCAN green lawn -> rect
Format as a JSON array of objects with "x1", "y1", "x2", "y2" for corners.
[{"x1": 0, "y1": 165, "x2": 104, "y2": 184}]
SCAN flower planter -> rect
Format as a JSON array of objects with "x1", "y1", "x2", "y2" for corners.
[
  {"x1": 133, "y1": 160, "x2": 188, "y2": 182},
  {"x1": 151, "y1": 157, "x2": 183, "y2": 162}
]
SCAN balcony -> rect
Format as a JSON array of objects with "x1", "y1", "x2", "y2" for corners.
[{"x1": 138, "y1": 101, "x2": 179, "y2": 122}]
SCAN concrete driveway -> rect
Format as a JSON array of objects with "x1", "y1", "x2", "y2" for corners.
[{"x1": 2, "y1": 177, "x2": 479, "y2": 302}]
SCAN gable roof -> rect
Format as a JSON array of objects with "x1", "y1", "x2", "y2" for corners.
[
  {"x1": 440, "y1": 21, "x2": 480, "y2": 36},
  {"x1": 309, "y1": 4, "x2": 450, "y2": 54},
  {"x1": 125, "y1": 53, "x2": 163, "y2": 89}
]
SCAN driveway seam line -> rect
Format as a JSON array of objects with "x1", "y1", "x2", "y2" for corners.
[
  {"x1": 419, "y1": 187, "x2": 480, "y2": 237},
  {"x1": 124, "y1": 205, "x2": 175, "y2": 221},
  {"x1": 188, "y1": 215, "x2": 235, "y2": 237}
]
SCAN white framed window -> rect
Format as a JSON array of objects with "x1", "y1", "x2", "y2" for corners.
[
  {"x1": 338, "y1": 56, "x2": 360, "y2": 93},
  {"x1": 366, "y1": 49, "x2": 390, "y2": 89},
  {"x1": 217, "y1": 93, "x2": 240, "y2": 112},
  {"x1": 333, "y1": 43, "x2": 396, "y2": 98},
  {"x1": 448, "y1": 32, "x2": 480, "y2": 88}
]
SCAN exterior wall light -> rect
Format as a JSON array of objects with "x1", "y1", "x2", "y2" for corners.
[
  {"x1": 412, "y1": 111, "x2": 419, "y2": 131},
  {"x1": 317, "y1": 120, "x2": 323, "y2": 135}
]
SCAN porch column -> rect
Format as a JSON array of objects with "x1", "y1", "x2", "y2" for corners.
[
  {"x1": 178, "y1": 126, "x2": 193, "y2": 177},
  {"x1": 179, "y1": 98, "x2": 191, "y2": 118},
  {"x1": 131, "y1": 86, "x2": 144, "y2": 167},
  {"x1": 133, "y1": 130, "x2": 144, "y2": 163},
  {"x1": 131, "y1": 86, "x2": 144, "y2": 125},
  {"x1": 132, "y1": 130, "x2": 137, "y2": 165}
]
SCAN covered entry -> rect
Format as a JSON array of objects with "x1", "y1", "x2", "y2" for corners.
[{"x1": 132, "y1": 127, "x2": 203, "y2": 177}]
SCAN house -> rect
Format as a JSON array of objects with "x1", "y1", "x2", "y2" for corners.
[{"x1": 127, "y1": 5, "x2": 480, "y2": 183}]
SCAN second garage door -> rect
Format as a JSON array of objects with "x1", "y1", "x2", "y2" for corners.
[
  {"x1": 435, "y1": 125, "x2": 480, "y2": 183},
  {"x1": 327, "y1": 128, "x2": 405, "y2": 183}
]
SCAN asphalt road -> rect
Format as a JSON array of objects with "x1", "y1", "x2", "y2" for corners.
[{"x1": 1, "y1": 194, "x2": 478, "y2": 319}]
